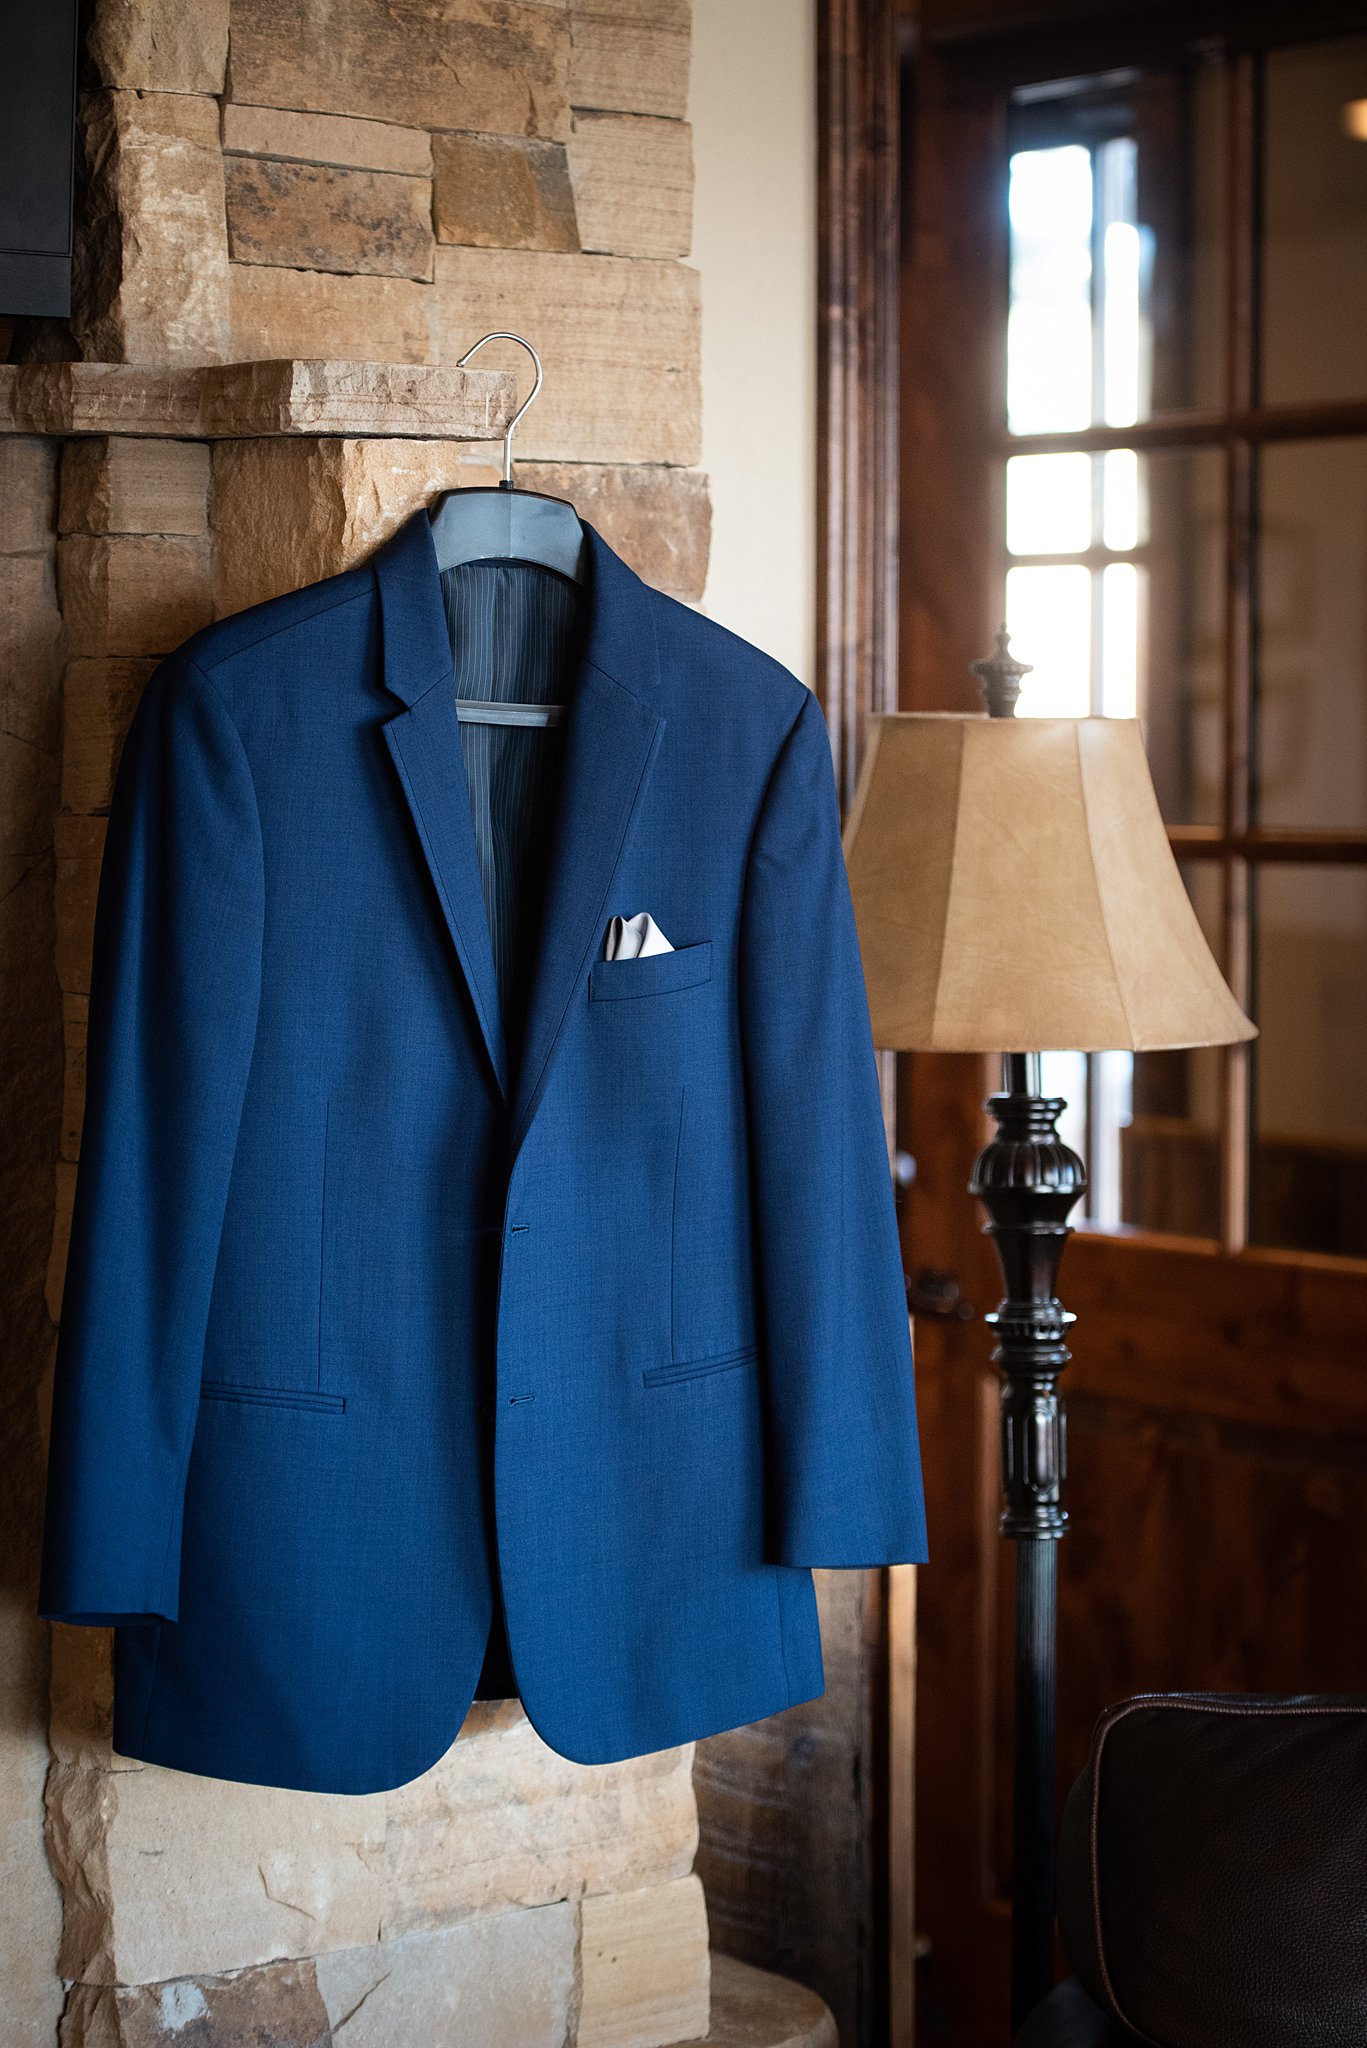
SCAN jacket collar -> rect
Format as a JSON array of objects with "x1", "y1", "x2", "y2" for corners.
[
  {"x1": 372, "y1": 506, "x2": 662, "y2": 712},
  {"x1": 373, "y1": 507, "x2": 666, "y2": 1150}
]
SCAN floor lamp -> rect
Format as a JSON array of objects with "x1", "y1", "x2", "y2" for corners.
[{"x1": 841, "y1": 640, "x2": 1254, "y2": 2036}]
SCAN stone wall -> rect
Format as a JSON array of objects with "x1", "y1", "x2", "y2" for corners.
[{"x1": 1, "y1": 3, "x2": 721, "y2": 2043}]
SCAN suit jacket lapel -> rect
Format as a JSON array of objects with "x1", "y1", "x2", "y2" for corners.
[
  {"x1": 375, "y1": 513, "x2": 510, "y2": 1098},
  {"x1": 509, "y1": 528, "x2": 665, "y2": 1157},
  {"x1": 373, "y1": 511, "x2": 666, "y2": 1139}
]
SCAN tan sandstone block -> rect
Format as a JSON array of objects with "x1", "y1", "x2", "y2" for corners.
[
  {"x1": 568, "y1": 112, "x2": 691, "y2": 258},
  {"x1": 59, "y1": 441, "x2": 210, "y2": 538},
  {"x1": 569, "y1": 1, "x2": 690, "y2": 121},
  {"x1": 73, "y1": 92, "x2": 229, "y2": 366},
  {"x1": 432, "y1": 134, "x2": 578, "y2": 253},
  {"x1": 47, "y1": 1620, "x2": 146, "y2": 1776},
  {"x1": 223, "y1": 104, "x2": 433, "y2": 178},
  {"x1": 1, "y1": 364, "x2": 203, "y2": 440},
  {"x1": 59, "y1": 535, "x2": 212, "y2": 660},
  {"x1": 0, "y1": 1594, "x2": 64, "y2": 2045},
  {"x1": 229, "y1": 0, "x2": 571, "y2": 139},
  {"x1": 212, "y1": 437, "x2": 482, "y2": 614},
  {"x1": 61, "y1": 993, "x2": 90, "y2": 1162},
  {"x1": 226, "y1": 158, "x2": 435, "y2": 281},
  {"x1": 0, "y1": 551, "x2": 63, "y2": 751},
  {"x1": 198, "y1": 359, "x2": 512, "y2": 441},
  {"x1": 54, "y1": 816, "x2": 106, "y2": 999},
  {"x1": 579, "y1": 1875, "x2": 711, "y2": 2048},
  {"x1": 56, "y1": 1764, "x2": 389, "y2": 1985},
  {"x1": 60, "y1": 1958, "x2": 330, "y2": 2048},
  {"x1": 0, "y1": 437, "x2": 58, "y2": 551},
  {"x1": 229, "y1": 266, "x2": 434, "y2": 368},
  {"x1": 432, "y1": 248, "x2": 700, "y2": 464},
  {"x1": 382, "y1": 1718, "x2": 698, "y2": 1939},
  {"x1": 63, "y1": 659, "x2": 153, "y2": 815},
  {"x1": 517, "y1": 462, "x2": 709, "y2": 600},
  {"x1": 314, "y1": 1908, "x2": 577, "y2": 2048},
  {"x1": 86, "y1": 0, "x2": 229, "y2": 94}
]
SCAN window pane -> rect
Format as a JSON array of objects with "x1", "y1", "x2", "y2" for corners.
[
  {"x1": 1142, "y1": 447, "x2": 1224, "y2": 827},
  {"x1": 1006, "y1": 453, "x2": 1092, "y2": 554},
  {"x1": 1009, "y1": 66, "x2": 1228, "y2": 423},
  {"x1": 1102, "y1": 448, "x2": 1143, "y2": 550},
  {"x1": 1005, "y1": 565, "x2": 1091, "y2": 716},
  {"x1": 1251, "y1": 865, "x2": 1367, "y2": 1257},
  {"x1": 1007, "y1": 145, "x2": 1094, "y2": 433},
  {"x1": 1256, "y1": 439, "x2": 1367, "y2": 831},
  {"x1": 1139, "y1": 63, "x2": 1229, "y2": 416},
  {"x1": 1263, "y1": 35, "x2": 1367, "y2": 405},
  {"x1": 1100, "y1": 562, "x2": 1139, "y2": 717}
]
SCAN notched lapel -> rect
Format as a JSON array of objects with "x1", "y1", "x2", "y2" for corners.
[
  {"x1": 374, "y1": 512, "x2": 509, "y2": 1098},
  {"x1": 372, "y1": 510, "x2": 667, "y2": 1138},
  {"x1": 384, "y1": 692, "x2": 509, "y2": 1097},
  {"x1": 510, "y1": 663, "x2": 664, "y2": 1156}
]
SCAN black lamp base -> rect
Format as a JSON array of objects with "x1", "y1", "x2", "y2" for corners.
[{"x1": 969, "y1": 1052, "x2": 1086, "y2": 2034}]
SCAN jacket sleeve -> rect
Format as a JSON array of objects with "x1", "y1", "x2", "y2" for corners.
[
  {"x1": 741, "y1": 687, "x2": 927, "y2": 1567},
  {"x1": 39, "y1": 654, "x2": 264, "y2": 1625}
]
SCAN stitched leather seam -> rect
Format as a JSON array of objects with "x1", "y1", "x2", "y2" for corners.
[{"x1": 1087, "y1": 1696, "x2": 1363, "y2": 2045}]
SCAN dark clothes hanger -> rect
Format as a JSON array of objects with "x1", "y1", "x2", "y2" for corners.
[{"x1": 429, "y1": 332, "x2": 586, "y2": 729}]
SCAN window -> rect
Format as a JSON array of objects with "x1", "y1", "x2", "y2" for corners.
[{"x1": 1001, "y1": 38, "x2": 1367, "y2": 1257}]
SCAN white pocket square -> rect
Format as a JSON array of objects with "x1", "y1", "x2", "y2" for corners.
[{"x1": 605, "y1": 912, "x2": 674, "y2": 961}]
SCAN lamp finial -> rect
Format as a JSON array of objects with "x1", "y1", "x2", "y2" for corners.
[{"x1": 971, "y1": 626, "x2": 1032, "y2": 718}]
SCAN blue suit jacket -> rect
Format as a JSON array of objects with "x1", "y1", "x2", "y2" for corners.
[{"x1": 39, "y1": 510, "x2": 927, "y2": 1793}]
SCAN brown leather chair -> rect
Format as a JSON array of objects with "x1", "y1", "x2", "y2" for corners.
[{"x1": 1015, "y1": 1693, "x2": 1367, "y2": 2048}]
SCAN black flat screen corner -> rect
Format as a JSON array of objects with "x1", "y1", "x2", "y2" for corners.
[{"x1": 0, "y1": 0, "x2": 79, "y2": 320}]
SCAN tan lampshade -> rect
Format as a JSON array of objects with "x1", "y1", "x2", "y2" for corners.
[{"x1": 842, "y1": 714, "x2": 1255, "y2": 1054}]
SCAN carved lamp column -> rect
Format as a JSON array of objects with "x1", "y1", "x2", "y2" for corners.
[{"x1": 841, "y1": 644, "x2": 1254, "y2": 2033}]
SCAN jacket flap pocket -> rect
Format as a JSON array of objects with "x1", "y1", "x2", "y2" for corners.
[
  {"x1": 590, "y1": 940, "x2": 713, "y2": 1002},
  {"x1": 643, "y1": 1343, "x2": 757, "y2": 1387},
  {"x1": 200, "y1": 1380, "x2": 346, "y2": 1415}
]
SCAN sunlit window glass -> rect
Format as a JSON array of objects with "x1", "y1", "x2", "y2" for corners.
[
  {"x1": 1102, "y1": 448, "x2": 1143, "y2": 549},
  {"x1": 1006, "y1": 565, "x2": 1092, "y2": 716},
  {"x1": 1007, "y1": 146, "x2": 1094, "y2": 433},
  {"x1": 1100, "y1": 562, "x2": 1141, "y2": 717},
  {"x1": 1006, "y1": 453, "x2": 1093, "y2": 555}
]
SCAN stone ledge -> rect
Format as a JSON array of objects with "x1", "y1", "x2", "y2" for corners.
[
  {"x1": 0, "y1": 359, "x2": 517, "y2": 442},
  {"x1": 667, "y1": 1954, "x2": 837, "y2": 2048}
]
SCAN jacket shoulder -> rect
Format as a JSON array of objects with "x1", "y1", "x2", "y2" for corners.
[
  {"x1": 649, "y1": 587, "x2": 811, "y2": 742},
  {"x1": 176, "y1": 561, "x2": 376, "y2": 681}
]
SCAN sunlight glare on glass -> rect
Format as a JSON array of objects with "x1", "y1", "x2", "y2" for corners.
[
  {"x1": 1102, "y1": 221, "x2": 1143, "y2": 426},
  {"x1": 1100, "y1": 562, "x2": 1140, "y2": 717},
  {"x1": 1005, "y1": 564, "x2": 1091, "y2": 716},
  {"x1": 1102, "y1": 448, "x2": 1142, "y2": 549},
  {"x1": 1006, "y1": 452, "x2": 1093, "y2": 555},
  {"x1": 1007, "y1": 146, "x2": 1094, "y2": 434}
]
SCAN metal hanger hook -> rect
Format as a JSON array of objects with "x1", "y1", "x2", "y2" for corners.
[{"x1": 456, "y1": 331, "x2": 543, "y2": 487}]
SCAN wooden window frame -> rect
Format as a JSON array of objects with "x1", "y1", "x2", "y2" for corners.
[{"x1": 996, "y1": 35, "x2": 1367, "y2": 1254}]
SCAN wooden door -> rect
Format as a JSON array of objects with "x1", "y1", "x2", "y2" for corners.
[{"x1": 900, "y1": 11, "x2": 1367, "y2": 2043}]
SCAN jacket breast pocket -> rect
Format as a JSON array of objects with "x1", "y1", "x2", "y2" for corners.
[{"x1": 589, "y1": 940, "x2": 713, "y2": 1002}]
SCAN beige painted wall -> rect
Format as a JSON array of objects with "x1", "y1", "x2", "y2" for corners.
[{"x1": 690, "y1": 0, "x2": 817, "y2": 684}]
